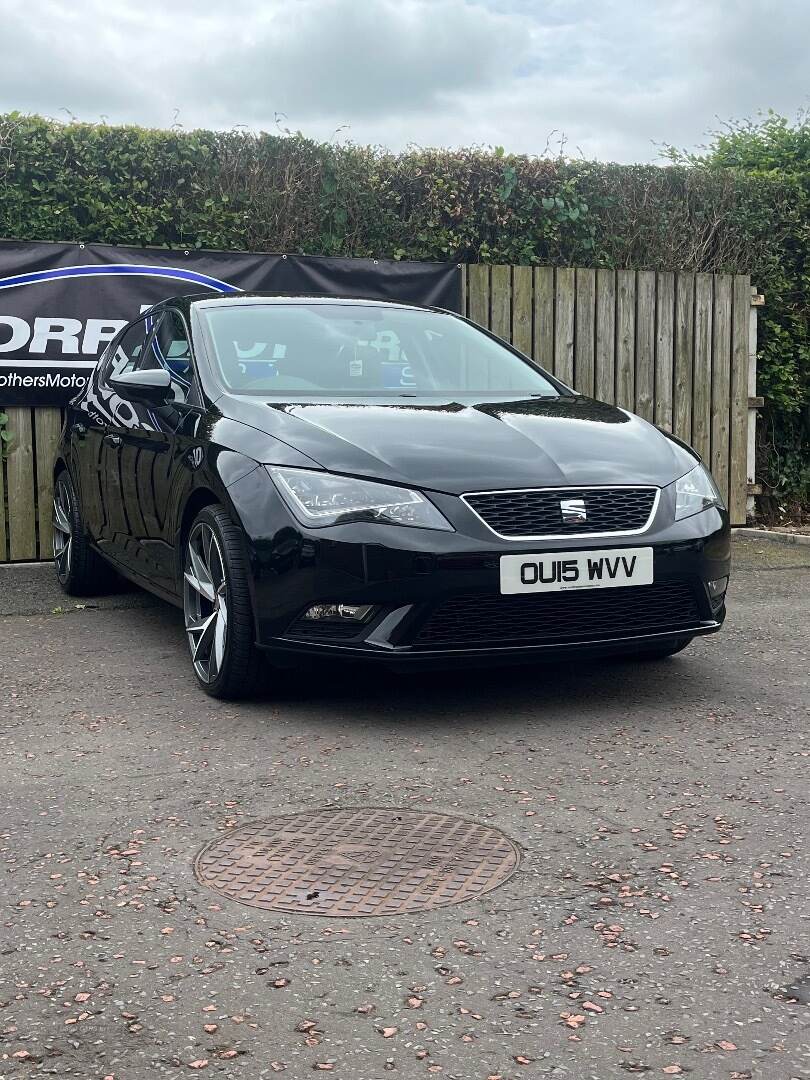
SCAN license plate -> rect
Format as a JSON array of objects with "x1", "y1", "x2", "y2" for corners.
[{"x1": 500, "y1": 546, "x2": 654, "y2": 595}]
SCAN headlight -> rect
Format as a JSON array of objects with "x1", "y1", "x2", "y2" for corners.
[
  {"x1": 269, "y1": 467, "x2": 454, "y2": 531},
  {"x1": 673, "y1": 464, "x2": 725, "y2": 520}
]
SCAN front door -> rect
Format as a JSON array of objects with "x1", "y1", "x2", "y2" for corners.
[
  {"x1": 84, "y1": 315, "x2": 152, "y2": 558},
  {"x1": 113, "y1": 309, "x2": 199, "y2": 591}
]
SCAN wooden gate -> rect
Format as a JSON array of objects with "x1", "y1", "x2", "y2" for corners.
[{"x1": 0, "y1": 265, "x2": 756, "y2": 562}]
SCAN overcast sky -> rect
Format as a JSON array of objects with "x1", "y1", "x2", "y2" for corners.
[{"x1": 0, "y1": 0, "x2": 806, "y2": 163}]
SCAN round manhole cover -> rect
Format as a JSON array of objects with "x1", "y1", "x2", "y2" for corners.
[{"x1": 194, "y1": 808, "x2": 520, "y2": 917}]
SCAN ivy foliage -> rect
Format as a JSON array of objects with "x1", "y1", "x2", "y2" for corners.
[{"x1": 0, "y1": 111, "x2": 805, "y2": 501}]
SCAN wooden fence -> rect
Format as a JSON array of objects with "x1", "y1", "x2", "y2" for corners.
[
  {"x1": 1, "y1": 408, "x2": 64, "y2": 564},
  {"x1": 0, "y1": 265, "x2": 756, "y2": 562},
  {"x1": 461, "y1": 266, "x2": 755, "y2": 525}
]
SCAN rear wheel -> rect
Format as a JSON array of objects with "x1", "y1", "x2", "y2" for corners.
[
  {"x1": 53, "y1": 470, "x2": 115, "y2": 595},
  {"x1": 183, "y1": 505, "x2": 264, "y2": 699}
]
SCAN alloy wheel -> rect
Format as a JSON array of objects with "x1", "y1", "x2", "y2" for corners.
[
  {"x1": 53, "y1": 476, "x2": 73, "y2": 581},
  {"x1": 184, "y1": 522, "x2": 228, "y2": 683}
]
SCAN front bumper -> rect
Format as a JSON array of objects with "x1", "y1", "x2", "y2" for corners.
[{"x1": 227, "y1": 467, "x2": 731, "y2": 666}]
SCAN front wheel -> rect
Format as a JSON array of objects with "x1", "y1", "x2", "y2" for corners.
[{"x1": 182, "y1": 505, "x2": 264, "y2": 699}]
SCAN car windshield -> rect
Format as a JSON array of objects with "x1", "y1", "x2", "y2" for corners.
[{"x1": 200, "y1": 303, "x2": 560, "y2": 397}]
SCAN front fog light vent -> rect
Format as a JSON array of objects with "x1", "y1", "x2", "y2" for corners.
[
  {"x1": 708, "y1": 577, "x2": 728, "y2": 598},
  {"x1": 303, "y1": 603, "x2": 375, "y2": 622}
]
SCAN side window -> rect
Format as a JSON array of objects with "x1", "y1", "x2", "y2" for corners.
[
  {"x1": 106, "y1": 318, "x2": 150, "y2": 380},
  {"x1": 156, "y1": 311, "x2": 192, "y2": 383},
  {"x1": 135, "y1": 313, "x2": 166, "y2": 372},
  {"x1": 136, "y1": 310, "x2": 196, "y2": 404},
  {"x1": 150, "y1": 310, "x2": 195, "y2": 403}
]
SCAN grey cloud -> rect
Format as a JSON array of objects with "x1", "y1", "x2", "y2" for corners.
[
  {"x1": 189, "y1": 0, "x2": 531, "y2": 124},
  {"x1": 0, "y1": 1, "x2": 143, "y2": 119},
  {"x1": 0, "y1": 0, "x2": 805, "y2": 162}
]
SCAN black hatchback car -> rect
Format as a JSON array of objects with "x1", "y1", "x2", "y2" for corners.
[{"x1": 54, "y1": 294, "x2": 730, "y2": 698}]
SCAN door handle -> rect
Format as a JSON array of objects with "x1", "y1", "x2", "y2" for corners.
[{"x1": 103, "y1": 433, "x2": 122, "y2": 448}]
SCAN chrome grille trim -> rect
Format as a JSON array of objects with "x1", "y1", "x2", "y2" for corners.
[{"x1": 460, "y1": 485, "x2": 661, "y2": 541}]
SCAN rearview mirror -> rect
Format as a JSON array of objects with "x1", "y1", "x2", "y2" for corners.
[{"x1": 109, "y1": 368, "x2": 173, "y2": 404}]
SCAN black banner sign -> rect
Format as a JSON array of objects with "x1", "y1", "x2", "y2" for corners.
[{"x1": 0, "y1": 241, "x2": 461, "y2": 406}]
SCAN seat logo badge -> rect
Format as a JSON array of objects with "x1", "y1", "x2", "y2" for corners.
[{"x1": 560, "y1": 497, "x2": 587, "y2": 524}]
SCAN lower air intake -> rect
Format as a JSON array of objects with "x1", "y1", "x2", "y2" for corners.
[{"x1": 413, "y1": 582, "x2": 700, "y2": 648}]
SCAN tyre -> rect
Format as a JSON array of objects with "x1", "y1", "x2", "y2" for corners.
[
  {"x1": 182, "y1": 504, "x2": 264, "y2": 699},
  {"x1": 53, "y1": 470, "x2": 116, "y2": 596}
]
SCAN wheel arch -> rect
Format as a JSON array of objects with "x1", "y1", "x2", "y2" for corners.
[
  {"x1": 176, "y1": 487, "x2": 223, "y2": 579},
  {"x1": 174, "y1": 479, "x2": 253, "y2": 584}
]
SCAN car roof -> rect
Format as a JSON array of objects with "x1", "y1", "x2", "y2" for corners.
[{"x1": 146, "y1": 292, "x2": 449, "y2": 316}]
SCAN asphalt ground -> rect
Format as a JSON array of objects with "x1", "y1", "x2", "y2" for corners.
[{"x1": 0, "y1": 535, "x2": 808, "y2": 1080}]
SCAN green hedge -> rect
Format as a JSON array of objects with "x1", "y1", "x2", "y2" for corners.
[{"x1": 0, "y1": 112, "x2": 805, "y2": 503}]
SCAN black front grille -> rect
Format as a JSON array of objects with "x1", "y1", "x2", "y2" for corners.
[
  {"x1": 464, "y1": 487, "x2": 657, "y2": 537},
  {"x1": 413, "y1": 582, "x2": 700, "y2": 648}
]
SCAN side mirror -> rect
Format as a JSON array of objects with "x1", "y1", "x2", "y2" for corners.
[{"x1": 109, "y1": 368, "x2": 173, "y2": 404}]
